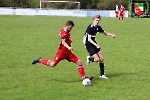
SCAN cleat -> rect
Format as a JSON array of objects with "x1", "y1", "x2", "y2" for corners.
[
  {"x1": 99, "y1": 75, "x2": 108, "y2": 79},
  {"x1": 86, "y1": 56, "x2": 90, "y2": 66},
  {"x1": 32, "y1": 57, "x2": 42, "y2": 64},
  {"x1": 85, "y1": 76, "x2": 93, "y2": 81}
]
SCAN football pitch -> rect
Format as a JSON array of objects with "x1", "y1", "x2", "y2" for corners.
[{"x1": 0, "y1": 15, "x2": 150, "y2": 100}]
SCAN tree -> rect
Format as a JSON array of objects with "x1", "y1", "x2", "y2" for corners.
[
  {"x1": 0, "y1": 0, "x2": 13, "y2": 7},
  {"x1": 97, "y1": 0, "x2": 129, "y2": 10},
  {"x1": 0, "y1": 0, "x2": 129, "y2": 9}
]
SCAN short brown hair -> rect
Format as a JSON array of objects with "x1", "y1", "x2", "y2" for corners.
[
  {"x1": 93, "y1": 14, "x2": 101, "y2": 20},
  {"x1": 66, "y1": 20, "x2": 74, "y2": 26}
]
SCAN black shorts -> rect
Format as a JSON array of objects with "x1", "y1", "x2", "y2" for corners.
[{"x1": 85, "y1": 43, "x2": 100, "y2": 56}]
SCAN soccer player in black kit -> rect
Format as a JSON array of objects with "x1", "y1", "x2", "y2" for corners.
[{"x1": 83, "y1": 14, "x2": 116, "y2": 79}]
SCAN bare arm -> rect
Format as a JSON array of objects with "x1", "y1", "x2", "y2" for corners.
[
  {"x1": 88, "y1": 34, "x2": 100, "y2": 48},
  {"x1": 61, "y1": 39, "x2": 73, "y2": 50},
  {"x1": 103, "y1": 31, "x2": 116, "y2": 38}
]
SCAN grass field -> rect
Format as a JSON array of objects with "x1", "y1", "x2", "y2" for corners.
[{"x1": 0, "y1": 15, "x2": 150, "y2": 100}]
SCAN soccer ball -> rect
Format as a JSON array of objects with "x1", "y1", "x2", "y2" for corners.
[{"x1": 82, "y1": 78, "x2": 91, "y2": 86}]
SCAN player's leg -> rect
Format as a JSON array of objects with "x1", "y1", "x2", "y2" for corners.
[
  {"x1": 115, "y1": 11, "x2": 118, "y2": 17},
  {"x1": 85, "y1": 45, "x2": 107, "y2": 79},
  {"x1": 76, "y1": 59, "x2": 93, "y2": 80},
  {"x1": 96, "y1": 51, "x2": 108, "y2": 79},
  {"x1": 32, "y1": 50, "x2": 62, "y2": 67},
  {"x1": 119, "y1": 13, "x2": 124, "y2": 22},
  {"x1": 118, "y1": 12, "x2": 121, "y2": 21},
  {"x1": 86, "y1": 53, "x2": 101, "y2": 65},
  {"x1": 121, "y1": 15, "x2": 124, "y2": 22},
  {"x1": 68, "y1": 53, "x2": 85, "y2": 80},
  {"x1": 118, "y1": 16, "x2": 120, "y2": 21},
  {"x1": 86, "y1": 50, "x2": 108, "y2": 79},
  {"x1": 67, "y1": 53, "x2": 93, "y2": 80},
  {"x1": 76, "y1": 60, "x2": 86, "y2": 80},
  {"x1": 85, "y1": 44, "x2": 99, "y2": 65},
  {"x1": 39, "y1": 59, "x2": 55, "y2": 67},
  {"x1": 32, "y1": 57, "x2": 56, "y2": 67},
  {"x1": 116, "y1": 11, "x2": 118, "y2": 17}
]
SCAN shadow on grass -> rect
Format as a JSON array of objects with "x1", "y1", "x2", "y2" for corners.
[
  {"x1": 51, "y1": 78, "x2": 81, "y2": 83},
  {"x1": 52, "y1": 78, "x2": 95, "y2": 87},
  {"x1": 50, "y1": 73, "x2": 138, "y2": 82},
  {"x1": 91, "y1": 72, "x2": 139, "y2": 81},
  {"x1": 107, "y1": 72, "x2": 138, "y2": 78},
  {"x1": 47, "y1": 72, "x2": 139, "y2": 87}
]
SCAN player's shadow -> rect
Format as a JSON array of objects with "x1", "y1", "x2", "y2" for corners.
[
  {"x1": 52, "y1": 78, "x2": 81, "y2": 83},
  {"x1": 51, "y1": 72, "x2": 138, "y2": 83},
  {"x1": 107, "y1": 72, "x2": 138, "y2": 78},
  {"x1": 92, "y1": 72, "x2": 139, "y2": 81},
  {"x1": 52, "y1": 78, "x2": 94, "y2": 87},
  {"x1": 49, "y1": 72, "x2": 138, "y2": 85}
]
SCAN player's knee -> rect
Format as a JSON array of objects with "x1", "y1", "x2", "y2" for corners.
[
  {"x1": 94, "y1": 58, "x2": 100, "y2": 62},
  {"x1": 76, "y1": 60, "x2": 82, "y2": 65},
  {"x1": 49, "y1": 61, "x2": 55, "y2": 67}
]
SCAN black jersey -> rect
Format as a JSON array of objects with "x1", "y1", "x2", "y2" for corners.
[{"x1": 83, "y1": 24, "x2": 104, "y2": 44}]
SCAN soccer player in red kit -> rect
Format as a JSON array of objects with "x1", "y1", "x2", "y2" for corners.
[
  {"x1": 32, "y1": 20, "x2": 93, "y2": 81},
  {"x1": 118, "y1": 5, "x2": 125, "y2": 22}
]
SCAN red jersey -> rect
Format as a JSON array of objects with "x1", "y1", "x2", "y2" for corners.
[
  {"x1": 58, "y1": 28, "x2": 72, "y2": 51},
  {"x1": 119, "y1": 6, "x2": 125, "y2": 17},
  {"x1": 52, "y1": 28, "x2": 79, "y2": 65},
  {"x1": 120, "y1": 7, "x2": 125, "y2": 14}
]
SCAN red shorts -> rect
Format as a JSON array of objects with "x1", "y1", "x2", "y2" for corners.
[
  {"x1": 53, "y1": 49, "x2": 79, "y2": 65},
  {"x1": 119, "y1": 12, "x2": 124, "y2": 17},
  {"x1": 115, "y1": 11, "x2": 118, "y2": 15}
]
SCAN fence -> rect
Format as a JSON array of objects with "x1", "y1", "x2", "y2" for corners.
[{"x1": 0, "y1": 8, "x2": 128, "y2": 17}]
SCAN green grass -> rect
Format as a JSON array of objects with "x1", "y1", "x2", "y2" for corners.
[{"x1": 0, "y1": 15, "x2": 150, "y2": 100}]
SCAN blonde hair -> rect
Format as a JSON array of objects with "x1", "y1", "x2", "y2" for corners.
[{"x1": 93, "y1": 14, "x2": 101, "y2": 20}]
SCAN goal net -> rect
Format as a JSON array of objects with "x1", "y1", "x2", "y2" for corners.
[{"x1": 40, "y1": 0, "x2": 80, "y2": 9}]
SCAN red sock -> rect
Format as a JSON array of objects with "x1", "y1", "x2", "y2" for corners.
[
  {"x1": 39, "y1": 59, "x2": 50, "y2": 66},
  {"x1": 77, "y1": 65, "x2": 85, "y2": 80}
]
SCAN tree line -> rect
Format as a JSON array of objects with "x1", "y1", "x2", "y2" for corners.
[{"x1": 0, "y1": 0, "x2": 129, "y2": 9}]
